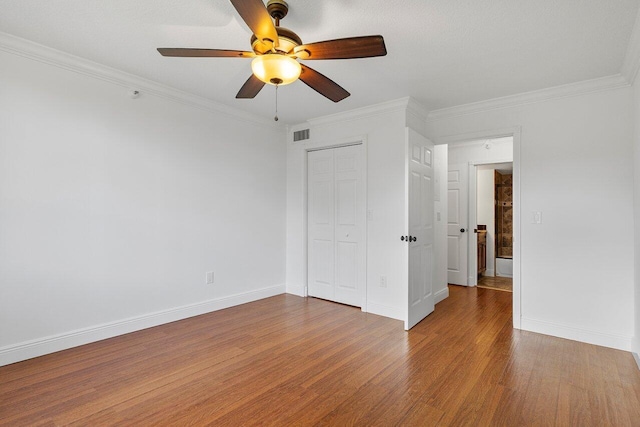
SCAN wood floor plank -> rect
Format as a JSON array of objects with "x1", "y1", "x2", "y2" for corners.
[
  {"x1": 398, "y1": 399, "x2": 446, "y2": 426},
  {"x1": 1, "y1": 287, "x2": 639, "y2": 426}
]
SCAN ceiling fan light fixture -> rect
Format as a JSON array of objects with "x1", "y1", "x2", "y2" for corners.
[
  {"x1": 251, "y1": 54, "x2": 301, "y2": 86},
  {"x1": 160, "y1": 1, "x2": 386, "y2": 103}
]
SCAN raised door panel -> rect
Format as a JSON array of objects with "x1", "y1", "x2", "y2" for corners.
[
  {"x1": 422, "y1": 244, "x2": 433, "y2": 300},
  {"x1": 336, "y1": 241, "x2": 357, "y2": 290},
  {"x1": 336, "y1": 180, "x2": 357, "y2": 226},
  {"x1": 308, "y1": 150, "x2": 335, "y2": 300},
  {"x1": 334, "y1": 145, "x2": 365, "y2": 307},
  {"x1": 311, "y1": 181, "x2": 332, "y2": 225},
  {"x1": 448, "y1": 236, "x2": 461, "y2": 270},
  {"x1": 409, "y1": 169, "x2": 422, "y2": 308},
  {"x1": 409, "y1": 243, "x2": 423, "y2": 306},
  {"x1": 421, "y1": 172, "x2": 434, "y2": 302}
]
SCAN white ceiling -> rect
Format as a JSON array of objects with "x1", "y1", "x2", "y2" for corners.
[{"x1": 1, "y1": 0, "x2": 638, "y2": 124}]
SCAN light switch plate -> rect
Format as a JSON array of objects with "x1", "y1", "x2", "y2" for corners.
[{"x1": 532, "y1": 211, "x2": 542, "y2": 224}]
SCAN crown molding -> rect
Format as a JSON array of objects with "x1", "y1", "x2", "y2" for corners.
[
  {"x1": 0, "y1": 31, "x2": 280, "y2": 129},
  {"x1": 622, "y1": 6, "x2": 640, "y2": 85},
  {"x1": 406, "y1": 96, "x2": 429, "y2": 120},
  {"x1": 427, "y1": 74, "x2": 630, "y2": 122},
  {"x1": 306, "y1": 97, "x2": 412, "y2": 127},
  {"x1": 405, "y1": 97, "x2": 429, "y2": 137}
]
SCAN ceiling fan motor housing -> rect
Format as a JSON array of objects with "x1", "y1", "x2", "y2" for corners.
[{"x1": 251, "y1": 26, "x2": 302, "y2": 54}]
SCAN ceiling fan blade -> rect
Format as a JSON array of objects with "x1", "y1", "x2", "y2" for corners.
[
  {"x1": 299, "y1": 64, "x2": 350, "y2": 103},
  {"x1": 158, "y1": 48, "x2": 254, "y2": 58},
  {"x1": 236, "y1": 74, "x2": 266, "y2": 99},
  {"x1": 294, "y1": 35, "x2": 387, "y2": 60},
  {"x1": 229, "y1": 0, "x2": 278, "y2": 47}
]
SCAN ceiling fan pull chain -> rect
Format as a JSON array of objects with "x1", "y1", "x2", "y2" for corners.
[{"x1": 274, "y1": 84, "x2": 279, "y2": 122}]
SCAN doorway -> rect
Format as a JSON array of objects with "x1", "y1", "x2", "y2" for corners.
[
  {"x1": 440, "y1": 129, "x2": 521, "y2": 329},
  {"x1": 475, "y1": 163, "x2": 513, "y2": 292},
  {"x1": 447, "y1": 137, "x2": 514, "y2": 287}
]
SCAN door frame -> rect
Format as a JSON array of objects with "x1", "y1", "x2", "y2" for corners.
[
  {"x1": 303, "y1": 135, "x2": 369, "y2": 312},
  {"x1": 468, "y1": 160, "x2": 513, "y2": 287},
  {"x1": 436, "y1": 127, "x2": 521, "y2": 329}
]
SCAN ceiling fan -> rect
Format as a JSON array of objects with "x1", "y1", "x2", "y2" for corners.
[{"x1": 157, "y1": 0, "x2": 387, "y2": 103}]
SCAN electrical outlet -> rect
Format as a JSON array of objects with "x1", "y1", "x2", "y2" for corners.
[
  {"x1": 380, "y1": 275, "x2": 387, "y2": 288},
  {"x1": 206, "y1": 271, "x2": 214, "y2": 284}
]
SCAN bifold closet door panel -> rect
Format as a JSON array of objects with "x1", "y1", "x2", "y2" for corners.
[
  {"x1": 307, "y1": 145, "x2": 365, "y2": 307},
  {"x1": 308, "y1": 149, "x2": 335, "y2": 301}
]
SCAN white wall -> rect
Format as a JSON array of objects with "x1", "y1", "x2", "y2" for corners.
[
  {"x1": 433, "y1": 145, "x2": 449, "y2": 302},
  {"x1": 477, "y1": 167, "x2": 495, "y2": 276},
  {"x1": 0, "y1": 49, "x2": 287, "y2": 365},
  {"x1": 428, "y1": 85, "x2": 635, "y2": 351},
  {"x1": 286, "y1": 99, "x2": 441, "y2": 321},
  {"x1": 448, "y1": 137, "x2": 514, "y2": 164},
  {"x1": 633, "y1": 71, "x2": 640, "y2": 356}
]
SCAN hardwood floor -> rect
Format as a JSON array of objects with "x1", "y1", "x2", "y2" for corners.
[
  {"x1": 477, "y1": 276, "x2": 513, "y2": 292},
  {"x1": 1, "y1": 285, "x2": 639, "y2": 426}
]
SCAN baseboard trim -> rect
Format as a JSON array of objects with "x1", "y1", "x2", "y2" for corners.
[
  {"x1": 435, "y1": 287, "x2": 450, "y2": 304},
  {"x1": 633, "y1": 353, "x2": 640, "y2": 371},
  {"x1": 521, "y1": 317, "x2": 632, "y2": 352},
  {"x1": 367, "y1": 302, "x2": 404, "y2": 322},
  {"x1": 0, "y1": 284, "x2": 285, "y2": 367},
  {"x1": 285, "y1": 283, "x2": 306, "y2": 297}
]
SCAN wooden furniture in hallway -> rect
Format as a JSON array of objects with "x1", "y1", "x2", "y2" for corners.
[
  {"x1": 477, "y1": 229, "x2": 487, "y2": 278},
  {"x1": 1, "y1": 286, "x2": 639, "y2": 425}
]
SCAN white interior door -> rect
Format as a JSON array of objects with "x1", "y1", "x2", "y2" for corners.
[
  {"x1": 308, "y1": 149, "x2": 335, "y2": 301},
  {"x1": 406, "y1": 129, "x2": 435, "y2": 330},
  {"x1": 308, "y1": 145, "x2": 365, "y2": 307},
  {"x1": 447, "y1": 162, "x2": 468, "y2": 286}
]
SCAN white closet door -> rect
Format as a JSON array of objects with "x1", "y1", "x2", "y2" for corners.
[
  {"x1": 308, "y1": 145, "x2": 365, "y2": 307},
  {"x1": 333, "y1": 145, "x2": 365, "y2": 306},
  {"x1": 308, "y1": 149, "x2": 335, "y2": 302}
]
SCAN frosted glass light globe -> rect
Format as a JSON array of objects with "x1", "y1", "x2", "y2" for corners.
[{"x1": 251, "y1": 54, "x2": 301, "y2": 85}]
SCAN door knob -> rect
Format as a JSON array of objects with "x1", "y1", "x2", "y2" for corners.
[
  {"x1": 411, "y1": 236, "x2": 417, "y2": 242},
  {"x1": 460, "y1": 228, "x2": 466, "y2": 233},
  {"x1": 401, "y1": 235, "x2": 408, "y2": 241}
]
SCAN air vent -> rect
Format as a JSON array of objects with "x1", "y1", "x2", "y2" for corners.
[{"x1": 293, "y1": 129, "x2": 310, "y2": 142}]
